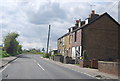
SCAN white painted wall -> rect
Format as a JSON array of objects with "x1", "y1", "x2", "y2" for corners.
[
  {"x1": 72, "y1": 47, "x2": 76, "y2": 59},
  {"x1": 80, "y1": 46, "x2": 82, "y2": 56},
  {"x1": 72, "y1": 46, "x2": 82, "y2": 59}
]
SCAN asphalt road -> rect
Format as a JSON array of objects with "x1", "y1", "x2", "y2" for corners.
[{"x1": 1, "y1": 54, "x2": 101, "y2": 80}]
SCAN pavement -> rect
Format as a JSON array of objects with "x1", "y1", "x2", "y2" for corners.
[
  {"x1": 0, "y1": 57, "x2": 17, "y2": 69},
  {"x1": 0, "y1": 54, "x2": 119, "y2": 81},
  {"x1": 0, "y1": 55, "x2": 22, "y2": 69}
]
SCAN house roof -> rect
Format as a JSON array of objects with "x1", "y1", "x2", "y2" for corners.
[
  {"x1": 58, "y1": 12, "x2": 120, "y2": 40},
  {"x1": 58, "y1": 32, "x2": 70, "y2": 40},
  {"x1": 73, "y1": 12, "x2": 120, "y2": 32}
]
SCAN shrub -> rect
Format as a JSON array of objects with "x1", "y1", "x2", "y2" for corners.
[
  {"x1": 1, "y1": 50, "x2": 10, "y2": 58},
  {"x1": 83, "y1": 50, "x2": 88, "y2": 61}
]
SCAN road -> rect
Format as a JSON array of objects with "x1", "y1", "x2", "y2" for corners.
[{"x1": 1, "y1": 54, "x2": 101, "y2": 80}]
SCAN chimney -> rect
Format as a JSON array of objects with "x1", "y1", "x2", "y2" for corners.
[
  {"x1": 75, "y1": 19, "x2": 80, "y2": 27},
  {"x1": 91, "y1": 10, "x2": 95, "y2": 14}
]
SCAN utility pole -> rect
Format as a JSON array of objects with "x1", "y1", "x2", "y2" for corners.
[{"x1": 46, "y1": 25, "x2": 51, "y2": 58}]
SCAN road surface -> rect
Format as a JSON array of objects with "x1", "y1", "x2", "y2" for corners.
[{"x1": 1, "y1": 54, "x2": 100, "y2": 80}]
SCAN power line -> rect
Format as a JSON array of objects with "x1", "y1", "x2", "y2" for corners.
[
  {"x1": 91, "y1": 1, "x2": 119, "y2": 14},
  {"x1": 107, "y1": 1, "x2": 119, "y2": 12}
]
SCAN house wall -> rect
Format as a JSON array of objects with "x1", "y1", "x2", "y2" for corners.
[
  {"x1": 68, "y1": 34, "x2": 72, "y2": 57},
  {"x1": 72, "y1": 47, "x2": 75, "y2": 59},
  {"x1": 58, "y1": 34, "x2": 72, "y2": 57},
  {"x1": 72, "y1": 30, "x2": 82, "y2": 47},
  {"x1": 71, "y1": 29, "x2": 82, "y2": 59},
  {"x1": 58, "y1": 38, "x2": 64, "y2": 55},
  {"x1": 82, "y1": 14, "x2": 119, "y2": 61}
]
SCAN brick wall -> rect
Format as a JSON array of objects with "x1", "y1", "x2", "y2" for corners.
[
  {"x1": 54, "y1": 55, "x2": 64, "y2": 63},
  {"x1": 98, "y1": 61, "x2": 120, "y2": 76},
  {"x1": 72, "y1": 30, "x2": 82, "y2": 47},
  {"x1": 82, "y1": 13, "x2": 119, "y2": 61}
]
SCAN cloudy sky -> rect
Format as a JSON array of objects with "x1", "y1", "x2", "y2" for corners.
[{"x1": 0, "y1": 0, "x2": 119, "y2": 50}]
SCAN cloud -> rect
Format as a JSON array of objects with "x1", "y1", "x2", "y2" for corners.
[
  {"x1": 0, "y1": 0, "x2": 118, "y2": 50},
  {"x1": 26, "y1": 2, "x2": 67, "y2": 24}
]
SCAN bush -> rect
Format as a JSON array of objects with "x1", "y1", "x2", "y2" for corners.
[
  {"x1": 51, "y1": 55, "x2": 55, "y2": 57},
  {"x1": 0, "y1": 50, "x2": 10, "y2": 58},
  {"x1": 42, "y1": 53, "x2": 49, "y2": 58}
]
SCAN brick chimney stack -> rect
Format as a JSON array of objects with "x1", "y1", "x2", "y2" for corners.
[
  {"x1": 89, "y1": 10, "x2": 99, "y2": 18},
  {"x1": 86, "y1": 10, "x2": 99, "y2": 24},
  {"x1": 75, "y1": 19, "x2": 81, "y2": 27},
  {"x1": 75, "y1": 20, "x2": 80, "y2": 27},
  {"x1": 91, "y1": 10, "x2": 95, "y2": 14}
]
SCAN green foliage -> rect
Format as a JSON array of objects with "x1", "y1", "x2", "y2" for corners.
[
  {"x1": 51, "y1": 55, "x2": 55, "y2": 57},
  {"x1": 35, "y1": 52, "x2": 42, "y2": 54},
  {"x1": 18, "y1": 45, "x2": 22, "y2": 54},
  {"x1": 0, "y1": 50, "x2": 10, "y2": 58},
  {"x1": 3, "y1": 32, "x2": 22, "y2": 56},
  {"x1": 42, "y1": 53, "x2": 49, "y2": 58},
  {"x1": 83, "y1": 50, "x2": 88, "y2": 61},
  {"x1": 2, "y1": 51, "x2": 10, "y2": 57},
  {"x1": 0, "y1": 50, "x2": 2, "y2": 58},
  {"x1": 74, "y1": 64, "x2": 80, "y2": 66},
  {"x1": 23, "y1": 48, "x2": 41, "y2": 54}
]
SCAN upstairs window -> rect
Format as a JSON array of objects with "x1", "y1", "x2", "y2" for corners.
[{"x1": 74, "y1": 31, "x2": 77, "y2": 42}]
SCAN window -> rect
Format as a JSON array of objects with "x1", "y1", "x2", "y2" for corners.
[
  {"x1": 69, "y1": 35, "x2": 70, "y2": 44},
  {"x1": 74, "y1": 31, "x2": 77, "y2": 42}
]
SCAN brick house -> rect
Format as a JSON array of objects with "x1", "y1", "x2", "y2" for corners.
[
  {"x1": 58, "y1": 24, "x2": 79, "y2": 63},
  {"x1": 71, "y1": 23, "x2": 83, "y2": 60},
  {"x1": 72, "y1": 11, "x2": 119, "y2": 61},
  {"x1": 58, "y1": 33, "x2": 70, "y2": 57},
  {"x1": 81, "y1": 13, "x2": 119, "y2": 61},
  {"x1": 58, "y1": 10, "x2": 119, "y2": 63}
]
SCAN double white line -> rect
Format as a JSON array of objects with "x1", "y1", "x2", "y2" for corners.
[{"x1": 34, "y1": 60, "x2": 45, "y2": 71}]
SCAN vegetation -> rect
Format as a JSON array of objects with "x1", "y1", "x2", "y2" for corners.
[
  {"x1": 0, "y1": 50, "x2": 10, "y2": 58},
  {"x1": 2, "y1": 32, "x2": 22, "y2": 57},
  {"x1": 74, "y1": 64, "x2": 80, "y2": 66},
  {"x1": 83, "y1": 50, "x2": 88, "y2": 61},
  {"x1": 42, "y1": 53, "x2": 48, "y2": 58},
  {"x1": 22, "y1": 48, "x2": 42, "y2": 54}
]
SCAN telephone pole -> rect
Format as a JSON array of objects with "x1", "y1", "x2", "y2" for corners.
[{"x1": 46, "y1": 25, "x2": 51, "y2": 58}]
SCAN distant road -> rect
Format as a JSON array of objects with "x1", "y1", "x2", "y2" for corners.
[{"x1": 1, "y1": 54, "x2": 100, "y2": 80}]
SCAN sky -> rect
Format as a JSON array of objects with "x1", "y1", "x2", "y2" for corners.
[{"x1": 0, "y1": 0, "x2": 119, "y2": 51}]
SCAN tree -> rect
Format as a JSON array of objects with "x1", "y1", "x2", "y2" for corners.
[
  {"x1": 18, "y1": 45, "x2": 22, "y2": 54},
  {"x1": 3, "y1": 32, "x2": 22, "y2": 55}
]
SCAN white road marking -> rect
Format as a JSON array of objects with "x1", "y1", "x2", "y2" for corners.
[
  {"x1": 33, "y1": 59, "x2": 45, "y2": 71},
  {"x1": 36, "y1": 58, "x2": 100, "y2": 79},
  {"x1": 37, "y1": 63, "x2": 45, "y2": 71},
  {"x1": 0, "y1": 64, "x2": 10, "y2": 73}
]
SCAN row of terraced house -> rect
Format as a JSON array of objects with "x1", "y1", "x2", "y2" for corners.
[{"x1": 57, "y1": 10, "x2": 120, "y2": 67}]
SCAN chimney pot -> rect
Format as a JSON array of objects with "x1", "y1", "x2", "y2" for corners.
[
  {"x1": 76, "y1": 20, "x2": 79, "y2": 24},
  {"x1": 91, "y1": 10, "x2": 95, "y2": 14}
]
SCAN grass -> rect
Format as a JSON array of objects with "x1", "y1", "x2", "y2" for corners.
[
  {"x1": 74, "y1": 64, "x2": 80, "y2": 66},
  {"x1": 0, "y1": 50, "x2": 10, "y2": 58}
]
